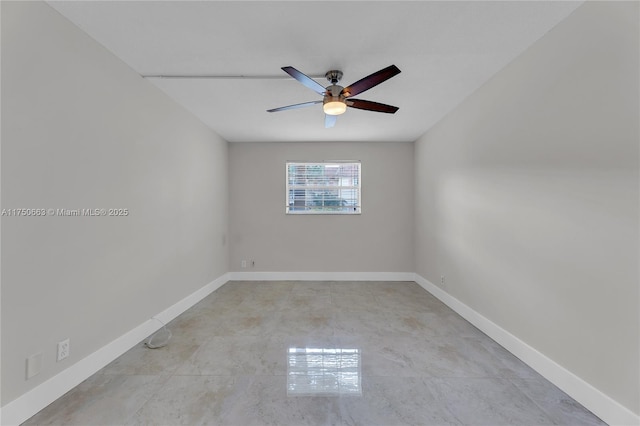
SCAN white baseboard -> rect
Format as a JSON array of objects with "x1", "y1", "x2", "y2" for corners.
[
  {"x1": 414, "y1": 273, "x2": 639, "y2": 426},
  {"x1": 228, "y1": 271, "x2": 415, "y2": 282},
  {"x1": 0, "y1": 273, "x2": 230, "y2": 426}
]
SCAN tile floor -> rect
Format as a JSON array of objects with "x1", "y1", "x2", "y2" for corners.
[{"x1": 24, "y1": 281, "x2": 606, "y2": 425}]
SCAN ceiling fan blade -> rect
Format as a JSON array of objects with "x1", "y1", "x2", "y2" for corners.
[
  {"x1": 341, "y1": 65, "x2": 401, "y2": 98},
  {"x1": 267, "y1": 100, "x2": 322, "y2": 113},
  {"x1": 325, "y1": 114, "x2": 337, "y2": 128},
  {"x1": 282, "y1": 66, "x2": 327, "y2": 96},
  {"x1": 347, "y1": 99, "x2": 399, "y2": 114}
]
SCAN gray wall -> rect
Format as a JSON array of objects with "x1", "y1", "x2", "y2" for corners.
[
  {"x1": 414, "y1": 1, "x2": 639, "y2": 415},
  {"x1": 229, "y1": 142, "x2": 414, "y2": 272},
  {"x1": 1, "y1": 1, "x2": 228, "y2": 404}
]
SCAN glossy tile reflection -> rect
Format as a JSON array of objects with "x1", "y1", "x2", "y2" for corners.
[
  {"x1": 23, "y1": 281, "x2": 605, "y2": 426},
  {"x1": 287, "y1": 347, "x2": 361, "y2": 396}
]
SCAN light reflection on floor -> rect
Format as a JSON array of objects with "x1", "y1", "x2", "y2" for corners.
[{"x1": 286, "y1": 347, "x2": 361, "y2": 396}]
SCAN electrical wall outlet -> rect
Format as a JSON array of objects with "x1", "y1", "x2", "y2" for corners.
[
  {"x1": 57, "y1": 339, "x2": 70, "y2": 362},
  {"x1": 441, "y1": 275, "x2": 445, "y2": 285},
  {"x1": 241, "y1": 260, "x2": 247, "y2": 268},
  {"x1": 26, "y1": 353, "x2": 43, "y2": 379}
]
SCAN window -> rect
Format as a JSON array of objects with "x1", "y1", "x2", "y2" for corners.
[{"x1": 286, "y1": 161, "x2": 361, "y2": 214}]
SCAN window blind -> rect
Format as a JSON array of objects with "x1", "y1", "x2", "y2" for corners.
[{"x1": 286, "y1": 161, "x2": 361, "y2": 214}]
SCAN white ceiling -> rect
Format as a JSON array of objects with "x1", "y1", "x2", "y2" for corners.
[{"x1": 47, "y1": 1, "x2": 582, "y2": 143}]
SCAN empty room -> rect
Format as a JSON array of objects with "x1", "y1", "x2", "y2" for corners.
[{"x1": 1, "y1": 1, "x2": 638, "y2": 425}]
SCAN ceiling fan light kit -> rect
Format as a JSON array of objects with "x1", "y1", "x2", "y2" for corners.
[
  {"x1": 323, "y1": 100, "x2": 347, "y2": 116},
  {"x1": 268, "y1": 65, "x2": 401, "y2": 128}
]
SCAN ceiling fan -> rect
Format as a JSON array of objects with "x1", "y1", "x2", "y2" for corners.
[{"x1": 267, "y1": 65, "x2": 401, "y2": 128}]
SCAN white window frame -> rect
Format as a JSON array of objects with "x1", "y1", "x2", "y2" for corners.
[{"x1": 286, "y1": 161, "x2": 361, "y2": 215}]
